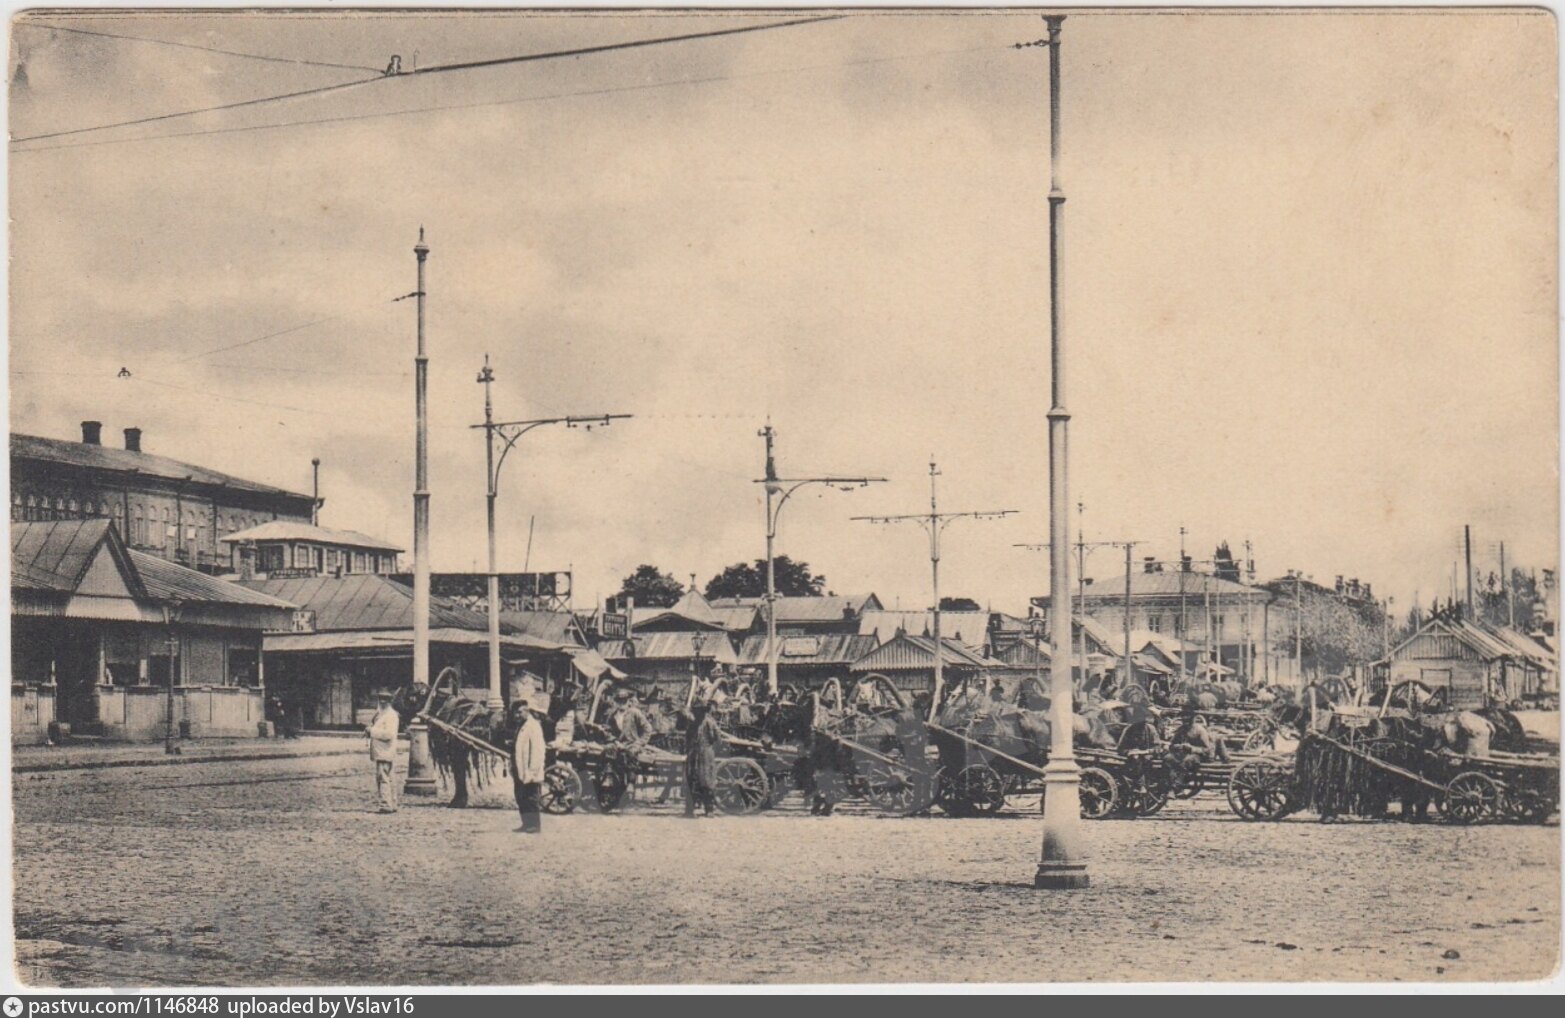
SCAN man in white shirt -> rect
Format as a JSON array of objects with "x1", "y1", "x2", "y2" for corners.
[
  {"x1": 511, "y1": 697, "x2": 547, "y2": 833},
  {"x1": 365, "y1": 691, "x2": 401, "y2": 814}
]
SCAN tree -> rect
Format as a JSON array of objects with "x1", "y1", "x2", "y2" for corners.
[
  {"x1": 939, "y1": 596, "x2": 982, "y2": 612},
  {"x1": 615, "y1": 565, "x2": 684, "y2": 609},
  {"x1": 704, "y1": 555, "x2": 826, "y2": 599},
  {"x1": 1260, "y1": 576, "x2": 1387, "y2": 678},
  {"x1": 1474, "y1": 566, "x2": 1544, "y2": 631}
]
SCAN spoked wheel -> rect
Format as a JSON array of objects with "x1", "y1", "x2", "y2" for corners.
[
  {"x1": 1441, "y1": 771, "x2": 1501, "y2": 825},
  {"x1": 542, "y1": 763, "x2": 582, "y2": 815},
  {"x1": 1227, "y1": 758, "x2": 1294, "y2": 821},
  {"x1": 1122, "y1": 777, "x2": 1170, "y2": 817},
  {"x1": 594, "y1": 768, "x2": 628, "y2": 812},
  {"x1": 713, "y1": 757, "x2": 770, "y2": 815},
  {"x1": 1078, "y1": 766, "x2": 1119, "y2": 820},
  {"x1": 860, "y1": 759, "x2": 937, "y2": 816},
  {"x1": 951, "y1": 764, "x2": 1008, "y2": 815},
  {"x1": 1503, "y1": 787, "x2": 1557, "y2": 824},
  {"x1": 1242, "y1": 726, "x2": 1276, "y2": 753}
]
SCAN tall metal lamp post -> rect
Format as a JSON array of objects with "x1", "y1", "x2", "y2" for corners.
[
  {"x1": 756, "y1": 424, "x2": 885, "y2": 696},
  {"x1": 1019, "y1": 12, "x2": 1089, "y2": 890},
  {"x1": 476, "y1": 354, "x2": 630, "y2": 708},
  {"x1": 404, "y1": 229, "x2": 438, "y2": 798}
]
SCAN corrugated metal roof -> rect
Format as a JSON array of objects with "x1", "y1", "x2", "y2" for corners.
[
  {"x1": 239, "y1": 574, "x2": 486, "y2": 631},
  {"x1": 12, "y1": 432, "x2": 310, "y2": 501},
  {"x1": 602, "y1": 631, "x2": 739, "y2": 665},
  {"x1": 858, "y1": 610, "x2": 990, "y2": 648},
  {"x1": 992, "y1": 636, "x2": 1051, "y2": 667},
  {"x1": 10, "y1": 518, "x2": 116, "y2": 593},
  {"x1": 631, "y1": 589, "x2": 729, "y2": 631},
  {"x1": 850, "y1": 632, "x2": 991, "y2": 672},
  {"x1": 263, "y1": 627, "x2": 549, "y2": 654},
  {"x1": 736, "y1": 633, "x2": 878, "y2": 666},
  {"x1": 708, "y1": 593, "x2": 880, "y2": 624},
  {"x1": 220, "y1": 521, "x2": 401, "y2": 552},
  {"x1": 500, "y1": 609, "x2": 587, "y2": 647},
  {"x1": 130, "y1": 551, "x2": 295, "y2": 608}
]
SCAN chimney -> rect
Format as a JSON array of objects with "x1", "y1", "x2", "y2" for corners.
[
  {"x1": 1144, "y1": 556, "x2": 1158, "y2": 574},
  {"x1": 81, "y1": 420, "x2": 102, "y2": 445},
  {"x1": 123, "y1": 427, "x2": 142, "y2": 453}
]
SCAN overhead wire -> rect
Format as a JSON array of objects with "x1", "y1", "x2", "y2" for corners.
[
  {"x1": 12, "y1": 40, "x2": 1006, "y2": 154},
  {"x1": 17, "y1": 20, "x2": 383, "y2": 74},
  {"x1": 10, "y1": 14, "x2": 845, "y2": 146}
]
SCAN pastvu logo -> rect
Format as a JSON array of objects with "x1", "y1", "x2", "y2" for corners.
[{"x1": 4, "y1": 996, "x2": 24, "y2": 1017}]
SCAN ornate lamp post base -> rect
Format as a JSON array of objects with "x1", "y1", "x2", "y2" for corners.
[
  {"x1": 1035, "y1": 758, "x2": 1090, "y2": 889},
  {"x1": 402, "y1": 720, "x2": 440, "y2": 797}
]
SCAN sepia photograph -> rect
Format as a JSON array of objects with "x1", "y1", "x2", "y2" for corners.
[{"x1": 4, "y1": 3, "x2": 1561, "y2": 991}]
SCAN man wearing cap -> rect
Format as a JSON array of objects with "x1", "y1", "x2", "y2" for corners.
[
  {"x1": 613, "y1": 687, "x2": 652, "y2": 753},
  {"x1": 511, "y1": 697, "x2": 547, "y2": 834},
  {"x1": 365, "y1": 691, "x2": 401, "y2": 814}
]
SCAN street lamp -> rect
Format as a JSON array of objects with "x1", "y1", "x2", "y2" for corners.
[
  {"x1": 475, "y1": 355, "x2": 630, "y2": 708},
  {"x1": 162, "y1": 598, "x2": 184, "y2": 755},
  {"x1": 755, "y1": 424, "x2": 885, "y2": 697}
]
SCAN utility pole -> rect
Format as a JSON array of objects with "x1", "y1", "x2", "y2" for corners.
[
  {"x1": 1501, "y1": 540, "x2": 1513, "y2": 627},
  {"x1": 1244, "y1": 539, "x2": 1255, "y2": 684},
  {"x1": 1294, "y1": 570, "x2": 1304, "y2": 683},
  {"x1": 1464, "y1": 524, "x2": 1475, "y2": 617},
  {"x1": 756, "y1": 424, "x2": 884, "y2": 696},
  {"x1": 1178, "y1": 525, "x2": 1188, "y2": 681},
  {"x1": 475, "y1": 354, "x2": 630, "y2": 708},
  {"x1": 405, "y1": 229, "x2": 436, "y2": 798},
  {"x1": 1019, "y1": 9, "x2": 1085, "y2": 892},
  {"x1": 854, "y1": 459, "x2": 1016, "y2": 720},
  {"x1": 1017, "y1": 534, "x2": 1131, "y2": 688},
  {"x1": 1076, "y1": 502, "x2": 1087, "y2": 690},
  {"x1": 311, "y1": 458, "x2": 322, "y2": 526}
]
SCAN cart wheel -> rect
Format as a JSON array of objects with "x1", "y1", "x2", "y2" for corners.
[
  {"x1": 952, "y1": 764, "x2": 1008, "y2": 815},
  {"x1": 1227, "y1": 758, "x2": 1292, "y2": 821},
  {"x1": 594, "y1": 768, "x2": 628, "y2": 812},
  {"x1": 1128, "y1": 780, "x2": 1170, "y2": 816},
  {"x1": 1503, "y1": 787, "x2": 1556, "y2": 824},
  {"x1": 713, "y1": 758, "x2": 769, "y2": 815},
  {"x1": 1242, "y1": 727, "x2": 1275, "y2": 753},
  {"x1": 1079, "y1": 767, "x2": 1118, "y2": 820},
  {"x1": 1167, "y1": 753, "x2": 1205, "y2": 799},
  {"x1": 570, "y1": 766, "x2": 601, "y2": 812},
  {"x1": 542, "y1": 763, "x2": 582, "y2": 815},
  {"x1": 1442, "y1": 771, "x2": 1501, "y2": 824},
  {"x1": 861, "y1": 759, "x2": 936, "y2": 816},
  {"x1": 935, "y1": 767, "x2": 975, "y2": 817}
]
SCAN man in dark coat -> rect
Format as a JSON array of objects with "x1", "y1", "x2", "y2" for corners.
[{"x1": 684, "y1": 699, "x2": 722, "y2": 817}]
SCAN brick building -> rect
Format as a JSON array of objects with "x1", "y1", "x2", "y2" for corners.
[{"x1": 10, "y1": 422, "x2": 317, "y2": 575}]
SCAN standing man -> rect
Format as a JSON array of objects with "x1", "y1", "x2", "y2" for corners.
[
  {"x1": 511, "y1": 697, "x2": 546, "y2": 834},
  {"x1": 366, "y1": 691, "x2": 401, "y2": 814},
  {"x1": 684, "y1": 698, "x2": 722, "y2": 818},
  {"x1": 614, "y1": 688, "x2": 652, "y2": 752}
]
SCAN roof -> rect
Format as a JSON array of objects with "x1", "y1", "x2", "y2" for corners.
[
  {"x1": 263, "y1": 627, "x2": 552, "y2": 654},
  {"x1": 11, "y1": 519, "x2": 291, "y2": 611},
  {"x1": 500, "y1": 609, "x2": 587, "y2": 647},
  {"x1": 10, "y1": 518, "x2": 124, "y2": 594},
  {"x1": 130, "y1": 551, "x2": 295, "y2": 608},
  {"x1": 858, "y1": 610, "x2": 990, "y2": 649},
  {"x1": 850, "y1": 632, "x2": 992, "y2": 672},
  {"x1": 12, "y1": 432, "x2": 310, "y2": 502},
  {"x1": 239, "y1": 574, "x2": 488, "y2": 631},
  {"x1": 991, "y1": 635, "x2": 1051, "y2": 668},
  {"x1": 707, "y1": 593, "x2": 881, "y2": 624},
  {"x1": 600, "y1": 631, "x2": 740, "y2": 665},
  {"x1": 631, "y1": 588, "x2": 729, "y2": 631},
  {"x1": 1035, "y1": 571, "x2": 1265, "y2": 605},
  {"x1": 737, "y1": 633, "x2": 878, "y2": 667},
  {"x1": 1131, "y1": 652, "x2": 1175, "y2": 675},
  {"x1": 220, "y1": 521, "x2": 401, "y2": 552},
  {"x1": 1488, "y1": 625, "x2": 1557, "y2": 669}
]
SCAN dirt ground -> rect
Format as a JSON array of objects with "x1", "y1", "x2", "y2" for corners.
[{"x1": 11, "y1": 753, "x2": 1560, "y2": 986}]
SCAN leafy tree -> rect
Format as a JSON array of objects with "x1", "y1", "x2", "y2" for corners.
[
  {"x1": 615, "y1": 565, "x2": 684, "y2": 609},
  {"x1": 939, "y1": 596, "x2": 982, "y2": 612},
  {"x1": 704, "y1": 555, "x2": 826, "y2": 599},
  {"x1": 1474, "y1": 567, "x2": 1544, "y2": 631},
  {"x1": 1260, "y1": 576, "x2": 1388, "y2": 678}
]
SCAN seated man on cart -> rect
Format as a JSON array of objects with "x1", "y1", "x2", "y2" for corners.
[{"x1": 1170, "y1": 708, "x2": 1230, "y2": 764}]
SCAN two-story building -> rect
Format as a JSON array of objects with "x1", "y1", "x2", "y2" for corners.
[{"x1": 11, "y1": 422, "x2": 317, "y2": 575}]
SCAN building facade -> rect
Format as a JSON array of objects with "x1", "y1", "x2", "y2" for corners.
[
  {"x1": 11, "y1": 519, "x2": 296, "y2": 743},
  {"x1": 221, "y1": 521, "x2": 401, "y2": 579},
  {"x1": 11, "y1": 423, "x2": 318, "y2": 575}
]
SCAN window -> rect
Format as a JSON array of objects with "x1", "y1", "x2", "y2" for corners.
[
  {"x1": 259, "y1": 545, "x2": 285, "y2": 573},
  {"x1": 353, "y1": 552, "x2": 367, "y2": 573},
  {"x1": 227, "y1": 647, "x2": 260, "y2": 687},
  {"x1": 1148, "y1": 615, "x2": 1162, "y2": 633},
  {"x1": 294, "y1": 545, "x2": 313, "y2": 569}
]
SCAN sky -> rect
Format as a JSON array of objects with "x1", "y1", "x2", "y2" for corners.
[{"x1": 7, "y1": 8, "x2": 1558, "y2": 617}]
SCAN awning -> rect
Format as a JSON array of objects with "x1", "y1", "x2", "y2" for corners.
[
  {"x1": 263, "y1": 628, "x2": 555, "y2": 654},
  {"x1": 567, "y1": 646, "x2": 625, "y2": 681}
]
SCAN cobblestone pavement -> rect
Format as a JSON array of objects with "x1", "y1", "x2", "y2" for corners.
[{"x1": 12, "y1": 754, "x2": 1560, "y2": 986}]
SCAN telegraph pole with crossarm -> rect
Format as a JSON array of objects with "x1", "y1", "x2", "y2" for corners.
[{"x1": 853, "y1": 459, "x2": 1016, "y2": 721}]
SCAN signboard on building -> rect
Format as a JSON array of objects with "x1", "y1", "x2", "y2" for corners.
[{"x1": 393, "y1": 571, "x2": 573, "y2": 612}]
